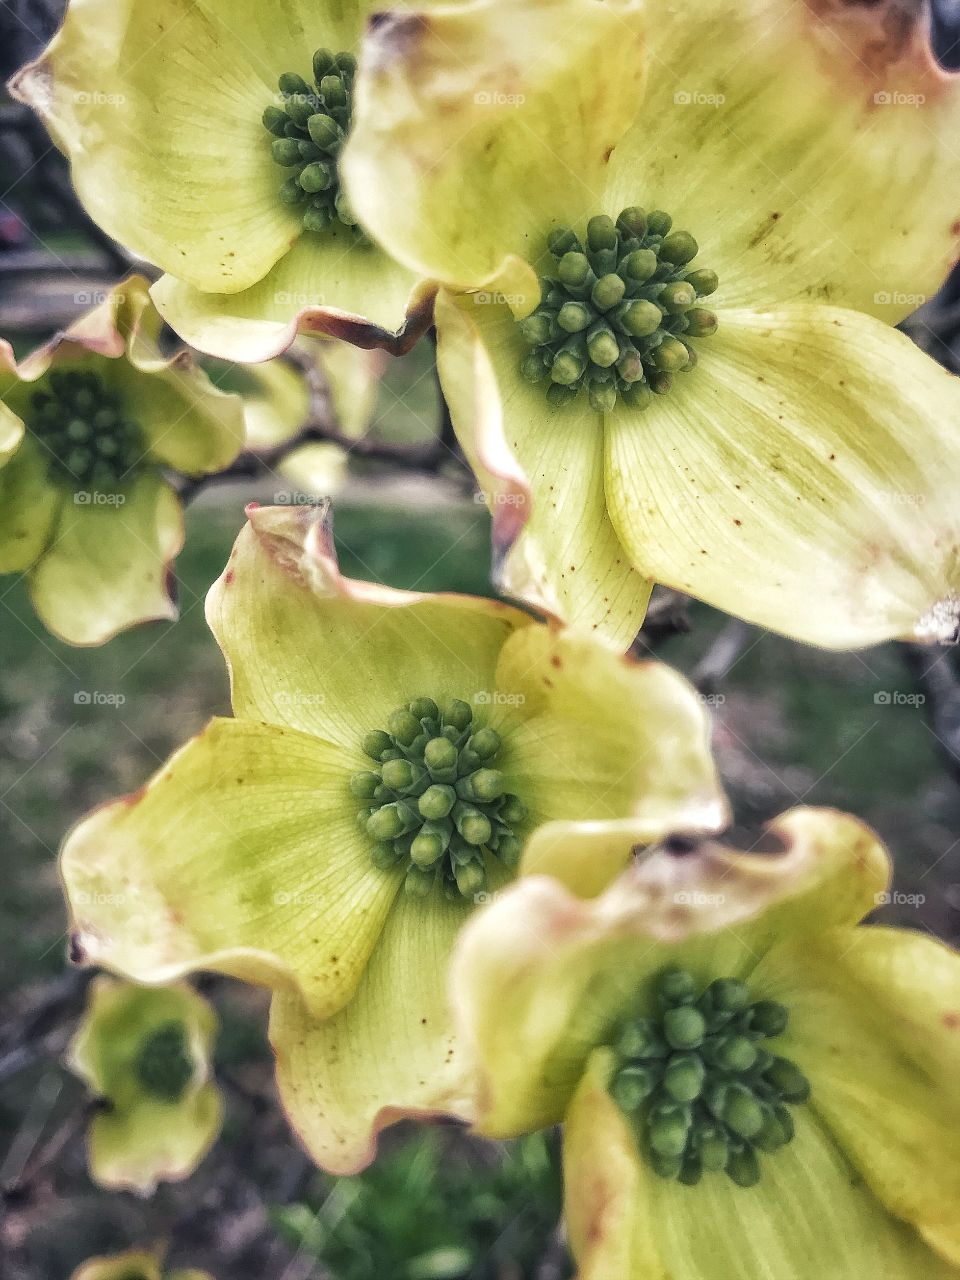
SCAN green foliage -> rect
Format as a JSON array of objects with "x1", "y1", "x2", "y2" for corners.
[{"x1": 272, "y1": 1130, "x2": 567, "y2": 1280}]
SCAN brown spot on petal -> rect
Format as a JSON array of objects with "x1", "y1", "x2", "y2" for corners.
[{"x1": 943, "y1": 1011, "x2": 960, "y2": 1030}]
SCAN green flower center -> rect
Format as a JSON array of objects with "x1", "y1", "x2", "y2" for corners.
[
  {"x1": 134, "y1": 1020, "x2": 194, "y2": 1103},
  {"x1": 351, "y1": 696, "x2": 528, "y2": 901},
  {"x1": 26, "y1": 369, "x2": 144, "y2": 492},
  {"x1": 608, "y1": 968, "x2": 809, "y2": 1187},
  {"x1": 263, "y1": 49, "x2": 363, "y2": 235},
  {"x1": 517, "y1": 208, "x2": 719, "y2": 411}
]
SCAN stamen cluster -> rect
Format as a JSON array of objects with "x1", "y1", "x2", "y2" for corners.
[
  {"x1": 134, "y1": 1021, "x2": 194, "y2": 1103},
  {"x1": 517, "y1": 208, "x2": 719, "y2": 411},
  {"x1": 262, "y1": 49, "x2": 361, "y2": 234},
  {"x1": 351, "y1": 697, "x2": 527, "y2": 901},
  {"x1": 27, "y1": 369, "x2": 144, "y2": 491},
  {"x1": 609, "y1": 968, "x2": 809, "y2": 1187}
]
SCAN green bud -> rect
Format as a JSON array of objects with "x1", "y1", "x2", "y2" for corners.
[
  {"x1": 271, "y1": 137, "x2": 302, "y2": 166},
  {"x1": 749, "y1": 1001, "x2": 789, "y2": 1037},
  {"x1": 468, "y1": 728, "x2": 501, "y2": 759},
  {"x1": 455, "y1": 859, "x2": 486, "y2": 898},
  {"x1": 660, "y1": 231, "x2": 699, "y2": 265},
  {"x1": 659, "y1": 281, "x2": 697, "y2": 314},
  {"x1": 518, "y1": 312, "x2": 554, "y2": 345},
  {"x1": 663, "y1": 1053, "x2": 706, "y2": 1103},
  {"x1": 443, "y1": 700, "x2": 473, "y2": 731},
  {"x1": 556, "y1": 301, "x2": 593, "y2": 334},
  {"x1": 286, "y1": 93, "x2": 318, "y2": 127},
  {"x1": 616, "y1": 206, "x2": 647, "y2": 239},
  {"x1": 469, "y1": 768, "x2": 506, "y2": 802},
  {"x1": 456, "y1": 806, "x2": 493, "y2": 846},
  {"x1": 619, "y1": 299, "x2": 662, "y2": 338},
  {"x1": 307, "y1": 113, "x2": 343, "y2": 151},
  {"x1": 714, "y1": 1034, "x2": 758, "y2": 1073},
  {"x1": 726, "y1": 1145, "x2": 761, "y2": 1188},
  {"x1": 496, "y1": 835, "x2": 523, "y2": 868},
  {"x1": 616, "y1": 350, "x2": 644, "y2": 383},
  {"x1": 657, "y1": 969, "x2": 697, "y2": 1005},
  {"x1": 685, "y1": 268, "x2": 719, "y2": 297},
  {"x1": 648, "y1": 1103, "x2": 691, "y2": 1158},
  {"x1": 774, "y1": 1104, "x2": 795, "y2": 1143},
  {"x1": 262, "y1": 105, "x2": 289, "y2": 136},
  {"x1": 649, "y1": 370, "x2": 674, "y2": 395},
  {"x1": 621, "y1": 383, "x2": 653, "y2": 411},
  {"x1": 299, "y1": 162, "x2": 333, "y2": 193},
  {"x1": 424, "y1": 736, "x2": 459, "y2": 773},
  {"x1": 303, "y1": 205, "x2": 332, "y2": 232},
  {"x1": 679, "y1": 1156, "x2": 703, "y2": 1187},
  {"x1": 546, "y1": 383, "x2": 580, "y2": 407},
  {"x1": 663, "y1": 1005, "x2": 706, "y2": 1050},
  {"x1": 409, "y1": 697, "x2": 439, "y2": 723},
  {"x1": 366, "y1": 805, "x2": 405, "y2": 842},
  {"x1": 614, "y1": 1018, "x2": 664, "y2": 1060},
  {"x1": 313, "y1": 48, "x2": 335, "y2": 80},
  {"x1": 410, "y1": 831, "x2": 446, "y2": 868},
  {"x1": 418, "y1": 784, "x2": 457, "y2": 820},
  {"x1": 279, "y1": 72, "x2": 311, "y2": 97},
  {"x1": 349, "y1": 771, "x2": 381, "y2": 799},
  {"x1": 723, "y1": 1085, "x2": 764, "y2": 1139},
  {"x1": 319, "y1": 74, "x2": 347, "y2": 107},
  {"x1": 650, "y1": 1152, "x2": 683, "y2": 1180},
  {"x1": 586, "y1": 324, "x2": 620, "y2": 368},
  {"x1": 753, "y1": 1106, "x2": 790, "y2": 1153},
  {"x1": 66, "y1": 418, "x2": 90, "y2": 443},
  {"x1": 387, "y1": 708, "x2": 421, "y2": 745},
  {"x1": 586, "y1": 214, "x2": 618, "y2": 253},
  {"x1": 520, "y1": 352, "x2": 549, "y2": 384},
  {"x1": 588, "y1": 380, "x2": 618, "y2": 412},
  {"x1": 591, "y1": 273, "x2": 626, "y2": 312},
  {"x1": 611, "y1": 1064, "x2": 658, "y2": 1111},
  {"x1": 298, "y1": 140, "x2": 322, "y2": 162},
  {"x1": 551, "y1": 349, "x2": 586, "y2": 386},
  {"x1": 333, "y1": 192, "x2": 357, "y2": 226},
  {"x1": 279, "y1": 177, "x2": 305, "y2": 204},
  {"x1": 380, "y1": 757, "x2": 417, "y2": 792},
  {"x1": 646, "y1": 210, "x2": 673, "y2": 237},
  {"x1": 696, "y1": 1126, "x2": 729, "y2": 1172},
  {"x1": 334, "y1": 51, "x2": 357, "y2": 75},
  {"x1": 620, "y1": 248, "x2": 658, "y2": 283},
  {"x1": 404, "y1": 865, "x2": 435, "y2": 898},
  {"x1": 765, "y1": 1057, "x2": 810, "y2": 1103},
  {"x1": 370, "y1": 841, "x2": 401, "y2": 869},
  {"x1": 684, "y1": 308, "x2": 718, "y2": 337},
  {"x1": 548, "y1": 226, "x2": 581, "y2": 256},
  {"x1": 557, "y1": 252, "x2": 592, "y2": 289},
  {"x1": 652, "y1": 337, "x2": 690, "y2": 373}
]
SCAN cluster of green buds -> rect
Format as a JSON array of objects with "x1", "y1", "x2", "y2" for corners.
[
  {"x1": 517, "y1": 208, "x2": 719, "y2": 411},
  {"x1": 262, "y1": 49, "x2": 361, "y2": 234},
  {"x1": 351, "y1": 697, "x2": 528, "y2": 901},
  {"x1": 133, "y1": 1021, "x2": 194, "y2": 1103},
  {"x1": 27, "y1": 369, "x2": 143, "y2": 491},
  {"x1": 609, "y1": 968, "x2": 810, "y2": 1187}
]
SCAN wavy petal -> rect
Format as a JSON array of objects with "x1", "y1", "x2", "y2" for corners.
[
  {"x1": 0, "y1": 435, "x2": 61, "y2": 574},
  {"x1": 62, "y1": 718, "x2": 400, "y2": 1019},
  {"x1": 435, "y1": 290, "x2": 651, "y2": 646},
  {"x1": 271, "y1": 890, "x2": 476, "y2": 1173},
  {"x1": 565, "y1": 1048, "x2": 957, "y2": 1280},
  {"x1": 452, "y1": 808, "x2": 888, "y2": 1135},
  {"x1": 605, "y1": 306, "x2": 960, "y2": 648},
  {"x1": 28, "y1": 470, "x2": 183, "y2": 645},
  {"x1": 205, "y1": 501, "x2": 532, "y2": 746}
]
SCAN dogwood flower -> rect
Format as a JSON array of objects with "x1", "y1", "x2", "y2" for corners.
[
  {"x1": 10, "y1": 0, "x2": 434, "y2": 363},
  {"x1": 60, "y1": 500, "x2": 727, "y2": 1172},
  {"x1": 71, "y1": 1249, "x2": 211, "y2": 1280},
  {"x1": 0, "y1": 278, "x2": 243, "y2": 644},
  {"x1": 343, "y1": 0, "x2": 960, "y2": 648},
  {"x1": 67, "y1": 976, "x2": 222, "y2": 1194},
  {"x1": 453, "y1": 807, "x2": 960, "y2": 1278}
]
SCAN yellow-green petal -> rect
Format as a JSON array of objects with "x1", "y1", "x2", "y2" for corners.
[
  {"x1": 271, "y1": 890, "x2": 477, "y2": 1174},
  {"x1": 62, "y1": 718, "x2": 400, "y2": 1019},
  {"x1": 605, "y1": 306, "x2": 960, "y2": 649},
  {"x1": 493, "y1": 625, "x2": 728, "y2": 833},
  {"x1": 452, "y1": 808, "x2": 888, "y2": 1135},
  {"x1": 71, "y1": 1250, "x2": 165, "y2": 1280},
  {"x1": 206, "y1": 501, "x2": 532, "y2": 747},
  {"x1": 151, "y1": 237, "x2": 433, "y2": 363},
  {"x1": 564, "y1": 1048, "x2": 958, "y2": 1280},
  {"x1": 604, "y1": 0, "x2": 960, "y2": 320},
  {"x1": 67, "y1": 975, "x2": 222, "y2": 1194},
  {"x1": 28, "y1": 470, "x2": 183, "y2": 646},
  {"x1": 344, "y1": 0, "x2": 646, "y2": 300},
  {"x1": 0, "y1": 435, "x2": 61, "y2": 573},
  {"x1": 435, "y1": 290, "x2": 651, "y2": 646},
  {"x1": 757, "y1": 927, "x2": 960, "y2": 1265}
]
